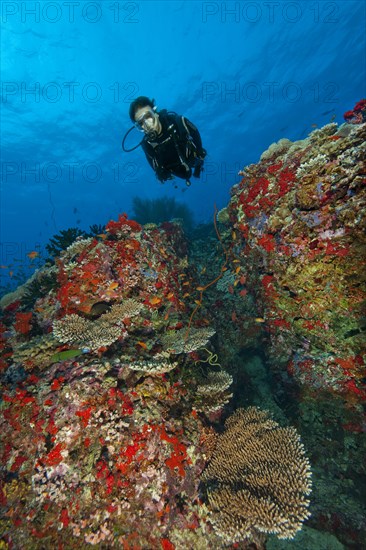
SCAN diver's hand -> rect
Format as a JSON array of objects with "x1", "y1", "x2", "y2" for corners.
[
  {"x1": 193, "y1": 157, "x2": 204, "y2": 178},
  {"x1": 156, "y1": 168, "x2": 173, "y2": 182}
]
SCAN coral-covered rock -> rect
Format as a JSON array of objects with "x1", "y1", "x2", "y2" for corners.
[{"x1": 228, "y1": 110, "x2": 366, "y2": 403}]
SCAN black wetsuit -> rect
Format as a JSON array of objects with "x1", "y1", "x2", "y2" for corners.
[{"x1": 141, "y1": 110, "x2": 205, "y2": 182}]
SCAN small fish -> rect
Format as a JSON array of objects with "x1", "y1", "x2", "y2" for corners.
[
  {"x1": 0, "y1": 265, "x2": 8, "y2": 269},
  {"x1": 239, "y1": 289, "x2": 247, "y2": 297},
  {"x1": 108, "y1": 282, "x2": 119, "y2": 291},
  {"x1": 150, "y1": 296, "x2": 162, "y2": 305},
  {"x1": 9, "y1": 271, "x2": 13, "y2": 277},
  {"x1": 200, "y1": 267, "x2": 206, "y2": 274},
  {"x1": 183, "y1": 292, "x2": 190, "y2": 298},
  {"x1": 166, "y1": 292, "x2": 174, "y2": 299},
  {"x1": 183, "y1": 281, "x2": 190, "y2": 286},
  {"x1": 254, "y1": 317, "x2": 266, "y2": 323},
  {"x1": 50, "y1": 349, "x2": 85, "y2": 363},
  {"x1": 137, "y1": 341, "x2": 148, "y2": 349},
  {"x1": 235, "y1": 266, "x2": 240, "y2": 274},
  {"x1": 90, "y1": 301, "x2": 110, "y2": 316},
  {"x1": 196, "y1": 286, "x2": 205, "y2": 291},
  {"x1": 27, "y1": 251, "x2": 39, "y2": 260},
  {"x1": 194, "y1": 300, "x2": 202, "y2": 306},
  {"x1": 232, "y1": 231, "x2": 237, "y2": 240},
  {"x1": 97, "y1": 233, "x2": 108, "y2": 240}
]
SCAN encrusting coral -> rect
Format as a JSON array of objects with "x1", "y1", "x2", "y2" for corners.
[
  {"x1": 227, "y1": 99, "x2": 366, "y2": 401},
  {"x1": 200, "y1": 407, "x2": 312, "y2": 544}
]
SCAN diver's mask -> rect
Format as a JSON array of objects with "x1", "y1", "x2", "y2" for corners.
[{"x1": 135, "y1": 109, "x2": 159, "y2": 136}]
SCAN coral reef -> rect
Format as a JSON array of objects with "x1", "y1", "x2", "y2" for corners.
[
  {"x1": 228, "y1": 102, "x2": 366, "y2": 402},
  {"x1": 2, "y1": 103, "x2": 365, "y2": 548},
  {"x1": 201, "y1": 407, "x2": 312, "y2": 544},
  {"x1": 0, "y1": 209, "x2": 315, "y2": 549}
]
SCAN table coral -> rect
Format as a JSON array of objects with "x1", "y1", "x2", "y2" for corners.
[{"x1": 200, "y1": 407, "x2": 312, "y2": 544}]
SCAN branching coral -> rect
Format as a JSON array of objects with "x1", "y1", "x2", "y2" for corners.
[{"x1": 201, "y1": 407, "x2": 312, "y2": 544}]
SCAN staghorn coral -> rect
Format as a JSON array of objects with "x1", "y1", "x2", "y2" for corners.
[
  {"x1": 161, "y1": 327, "x2": 216, "y2": 354},
  {"x1": 194, "y1": 370, "x2": 233, "y2": 413},
  {"x1": 201, "y1": 407, "x2": 312, "y2": 544}
]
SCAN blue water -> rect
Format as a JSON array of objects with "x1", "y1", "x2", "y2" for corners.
[{"x1": 1, "y1": 0, "x2": 365, "y2": 289}]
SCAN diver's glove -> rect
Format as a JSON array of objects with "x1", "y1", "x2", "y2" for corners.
[
  {"x1": 156, "y1": 168, "x2": 173, "y2": 182},
  {"x1": 193, "y1": 156, "x2": 205, "y2": 178}
]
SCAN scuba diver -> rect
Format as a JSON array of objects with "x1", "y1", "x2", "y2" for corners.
[{"x1": 123, "y1": 96, "x2": 207, "y2": 187}]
